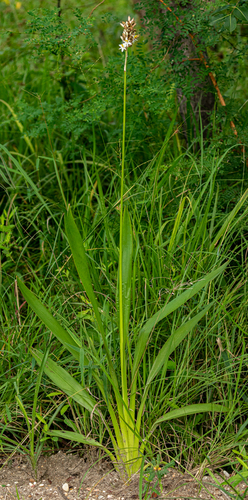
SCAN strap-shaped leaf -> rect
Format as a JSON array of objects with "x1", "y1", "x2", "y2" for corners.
[
  {"x1": 65, "y1": 208, "x2": 118, "y2": 388},
  {"x1": 0, "y1": 145, "x2": 53, "y2": 216},
  {"x1": 132, "y1": 262, "x2": 227, "y2": 379},
  {"x1": 122, "y1": 207, "x2": 133, "y2": 344},
  {"x1": 47, "y1": 430, "x2": 116, "y2": 463},
  {"x1": 152, "y1": 403, "x2": 228, "y2": 428},
  {"x1": 209, "y1": 188, "x2": 248, "y2": 252},
  {"x1": 32, "y1": 349, "x2": 97, "y2": 413},
  {"x1": 136, "y1": 303, "x2": 213, "y2": 430},
  {"x1": 65, "y1": 207, "x2": 104, "y2": 336},
  {"x1": 47, "y1": 429, "x2": 104, "y2": 448},
  {"x1": 145, "y1": 302, "x2": 213, "y2": 387},
  {"x1": 142, "y1": 403, "x2": 229, "y2": 442},
  {"x1": 18, "y1": 278, "x2": 81, "y2": 361}
]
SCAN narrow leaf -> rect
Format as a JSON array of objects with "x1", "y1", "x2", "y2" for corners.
[
  {"x1": 32, "y1": 349, "x2": 97, "y2": 413},
  {"x1": 122, "y1": 208, "x2": 133, "y2": 343},
  {"x1": 146, "y1": 303, "x2": 213, "y2": 386},
  {"x1": 0, "y1": 145, "x2": 53, "y2": 217},
  {"x1": 209, "y1": 189, "x2": 248, "y2": 251},
  {"x1": 136, "y1": 304, "x2": 214, "y2": 429},
  {"x1": 132, "y1": 263, "x2": 227, "y2": 378},
  {"x1": 47, "y1": 429, "x2": 104, "y2": 448},
  {"x1": 168, "y1": 197, "x2": 186, "y2": 253},
  {"x1": 46, "y1": 430, "x2": 116, "y2": 463},
  {"x1": 152, "y1": 403, "x2": 228, "y2": 428},
  {"x1": 18, "y1": 279, "x2": 81, "y2": 361},
  {"x1": 65, "y1": 208, "x2": 104, "y2": 335},
  {"x1": 65, "y1": 207, "x2": 118, "y2": 388}
]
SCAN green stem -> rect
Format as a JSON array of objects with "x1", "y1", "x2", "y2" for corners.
[{"x1": 119, "y1": 48, "x2": 129, "y2": 447}]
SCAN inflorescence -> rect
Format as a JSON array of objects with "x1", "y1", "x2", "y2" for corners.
[{"x1": 119, "y1": 16, "x2": 139, "y2": 52}]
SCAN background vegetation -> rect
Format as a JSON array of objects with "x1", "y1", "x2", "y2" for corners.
[{"x1": 1, "y1": 0, "x2": 248, "y2": 482}]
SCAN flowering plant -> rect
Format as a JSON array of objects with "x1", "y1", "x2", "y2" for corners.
[
  {"x1": 119, "y1": 16, "x2": 139, "y2": 52},
  {"x1": 18, "y1": 17, "x2": 228, "y2": 478}
]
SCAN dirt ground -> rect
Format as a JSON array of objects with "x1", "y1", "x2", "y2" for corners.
[{"x1": 0, "y1": 451, "x2": 247, "y2": 500}]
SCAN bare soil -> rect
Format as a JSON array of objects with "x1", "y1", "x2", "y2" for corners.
[{"x1": 0, "y1": 451, "x2": 246, "y2": 500}]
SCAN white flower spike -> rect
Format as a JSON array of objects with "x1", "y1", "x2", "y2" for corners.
[{"x1": 119, "y1": 15, "x2": 139, "y2": 52}]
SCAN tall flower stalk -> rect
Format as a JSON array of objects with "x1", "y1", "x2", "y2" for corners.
[
  {"x1": 18, "y1": 15, "x2": 228, "y2": 480},
  {"x1": 118, "y1": 16, "x2": 139, "y2": 470}
]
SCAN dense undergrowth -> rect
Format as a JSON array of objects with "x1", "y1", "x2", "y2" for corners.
[{"x1": 1, "y1": 0, "x2": 248, "y2": 486}]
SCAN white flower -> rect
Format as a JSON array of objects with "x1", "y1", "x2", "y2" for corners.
[
  {"x1": 119, "y1": 41, "x2": 131, "y2": 52},
  {"x1": 119, "y1": 16, "x2": 139, "y2": 52}
]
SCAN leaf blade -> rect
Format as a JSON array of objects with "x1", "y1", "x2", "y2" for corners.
[
  {"x1": 146, "y1": 303, "x2": 213, "y2": 387},
  {"x1": 132, "y1": 263, "x2": 227, "y2": 379},
  {"x1": 18, "y1": 278, "x2": 81, "y2": 361},
  {"x1": 65, "y1": 208, "x2": 104, "y2": 334},
  {"x1": 122, "y1": 208, "x2": 133, "y2": 343},
  {"x1": 32, "y1": 349, "x2": 96, "y2": 413},
  {"x1": 153, "y1": 403, "x2": 228, "y2": 427}
]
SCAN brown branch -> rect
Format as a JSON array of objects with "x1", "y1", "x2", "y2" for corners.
[
  {"x1": 180, "y1": 57, "x2": 201, "y2": 63},
  {"x1": 88, "y1": 0, "x2": 105, "y2": 17}
]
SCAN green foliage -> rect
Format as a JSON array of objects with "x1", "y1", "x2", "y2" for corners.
[
  {"x1": 1, "y1": 139, "x2": 248, "y2": 473},
  {"x1": 2, "y1": 0, "x2": 248, "y2": 160},
  {"x1": 26, "y1": 7, "x2": 96, "y2": 60},
  {"x1": 1, "y1": 0, "x2": 248, "y2": 481},
  {"x1": 17, "y1": 211, "x2": 229, "y2": 477},
  {"x1": 210, "y1": 3, "x2": 248, "y2": 33}
]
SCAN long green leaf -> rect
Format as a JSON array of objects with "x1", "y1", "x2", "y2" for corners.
[
  {"x1": 139, "y1": 404, "x2": 229, "y2": 454},
  {"x1": 18, "y1": 279, "x2": 81, "y2": 361},
  {"x1": 65, "y1": 207, "x2": 104, "y2": 335},
  {"x1": 122, "y1": 208, "x2": 133, "y2": 344},
  {"x1": 136, "y1": 303, "x2": 213, "y2": 432},
  {"x1": 32, "y1": 349, "x2": 96, "y2": 413},
  {"x1": 168, "y1": 197, "x2": 186, "y2": 253},
  {"x1": 47, "y1": 429, "x2": 104, "y2": 448},
  {"x1": 146, "y1": 303, "x2": 213, "y2": 387},
  {"x1": 46, "y1": 430, "x2": 116, "y2": 463},
  {"x1": 152, "y1": 403, "x2": 228, "y2": 428},
  {"x1": 19, "y1": 275, "x2": 124, "y2": 444},
  {"x1": 64, "y1": 207, "x2": 118, "y2": 388},
  {"x1": 0, "y1": 145, "x2": 54, "y2": 217},
  {"x1": 0, "y1": 101, "x2": 34, "y2": 153},
  {"x1": 35, "y1": 347, "x2": 126, "y2": 459},
  {"x1": 132, "y1": 263, "x2": 227, "y2": 379}
]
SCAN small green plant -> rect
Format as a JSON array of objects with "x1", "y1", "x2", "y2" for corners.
[
  {"x1": 139, "y1": 456, "x2": 174, "y2": 500},
  {"x1": 17, "y1": 17, "x2": 229, "y2": 478}
]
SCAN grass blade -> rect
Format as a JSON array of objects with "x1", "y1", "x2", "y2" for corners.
[
  {"x1": 65, "y1": 207, "x2": 104, "y2": 335},
  {"x1": 32, "y1": 349, "x2": 97, "y2": 413},
  {"x1": 64, "y1": 207, "x2": 118, "y2": 388},
  {"x1": 18, "y1": 278, "x2": 82, "y2": 360},
  {"x1": 151, "y1": 403, "x2": 228, "y2": 429},
  {"x1": 132, "y1": 263, "x2": 227, "y2": 379}
]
